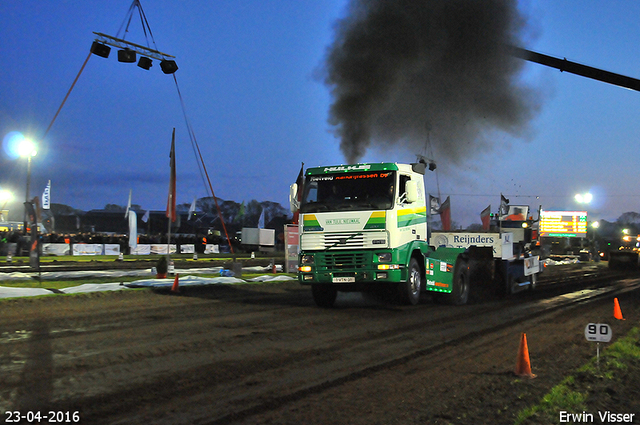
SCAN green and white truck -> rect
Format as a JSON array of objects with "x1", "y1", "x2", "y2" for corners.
[
  {"x1": 290, "y1": 162, "x2": 541, "y2": 307},
  {"x1": 289, "y1": 162, "x2": 470, "y2": 307}
]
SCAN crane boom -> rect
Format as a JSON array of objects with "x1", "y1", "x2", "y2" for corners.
[{"x1": 508, "y1": 45, "x2": 640, "y2": 92}]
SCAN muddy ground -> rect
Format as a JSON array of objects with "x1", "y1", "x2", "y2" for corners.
[{"x1": 0, "y1": 263, "x2": 639, "y2": 425}]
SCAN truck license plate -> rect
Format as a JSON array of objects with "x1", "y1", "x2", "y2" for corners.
[{"x1": 332, "y1": 276, "x2": 355, "y2": 283}]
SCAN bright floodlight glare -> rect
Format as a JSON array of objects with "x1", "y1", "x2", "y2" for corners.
[
  {"x1": 17, "y1": 138, "x2": 37, "y2": 158},
  {"x1": 0, "y1": 189, "x2": 13, "y2": 203},
  {"x1": 574, "y1": 192, "x2": 592, "y2": 204}
]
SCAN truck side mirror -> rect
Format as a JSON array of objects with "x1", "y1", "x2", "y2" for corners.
[
  {"x1": 289, "y1": 183, "x2": 299, "y2": 213},
  {"x1": 405, "y1": 180, "x2": 418, "y2": 203}
]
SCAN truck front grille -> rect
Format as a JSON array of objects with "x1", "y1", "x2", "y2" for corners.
[
  {"x1": 316, "y1": 252, "x2": 369, "y2": 271},
  {"x1": 300, "y1": 231, "x2": 388, "y2": 250}
]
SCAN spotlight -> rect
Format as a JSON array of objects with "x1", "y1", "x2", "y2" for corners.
[
  {"x1": 118, "y1": 49, "x2": 136, "y2": 63},
  {"x1": 90, "y1": 41, "x2": 111, "y2": 58},
  {"x1": 137, "y1": 57, "x2": 153, "y2": 70},
  {"x1": 160, "y1": 60, "x2": 179, "y2": 74}
]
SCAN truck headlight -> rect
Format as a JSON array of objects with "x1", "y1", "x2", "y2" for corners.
[
  {"x1": 377, "y1": 264, "x2": 400, "y2": 270},
  {"x1": 300, "y1": 255, "x2": 315, "y2": 264},
  {"x1": 377, "y1": 252, "x2": 392, "y2": 263}
]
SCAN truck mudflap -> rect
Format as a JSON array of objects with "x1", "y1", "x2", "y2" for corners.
[{"x1": 424, "y1": 247, "x2": 466, "y2": 294}]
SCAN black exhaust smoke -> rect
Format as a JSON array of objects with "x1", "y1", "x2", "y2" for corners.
[{"x1": 321, "y1": 0, "x2": 540, "y2": 163}]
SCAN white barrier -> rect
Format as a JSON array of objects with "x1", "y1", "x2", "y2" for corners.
[
  {"x1": 37, "y1": 242, "x2": 206, "y2": 256},
  {"x1": 131, "y1": 245, "x2": 151, "y2": 255},
  {"x1": 72, "y1": 244, "x2": 103, "y2": 256},
  {"x1": 42, "y1": 243, "x2": 70, "y2": 256},
  {"x1": 205, "y1": 244, "x2": 219, "y2": 254},
  {"x1": 180, "y1": 244, "x2": 195, "y2": 254},
  {"x1": 150, "y1": 244, "x2": 177, "y2": 255},
  {"x1": 104, "y1": 244, "x2": 121, "y2": 256}
]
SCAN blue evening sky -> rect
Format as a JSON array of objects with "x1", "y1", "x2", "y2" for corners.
[{"x1": 1, "y1": 1, "x2": 639, "y2": 227}]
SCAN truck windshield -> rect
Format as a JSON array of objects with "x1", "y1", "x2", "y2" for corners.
[{"x1": 300, "y1": 171, "x2": 395, "y2": 213}]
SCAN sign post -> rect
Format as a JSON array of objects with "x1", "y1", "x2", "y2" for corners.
[{"x1": 585, "y1": 323, "x2": 612, "y2": 370}]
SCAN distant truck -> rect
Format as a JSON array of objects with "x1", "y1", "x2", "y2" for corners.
[
  {"x1": 607, "y1": 231, "x2": 640, "y2": 269},
  {"x1": 239, "y1": 227, "x2": 275, "y2": 253},
  {"x1": 290, "y1": 162, "x2": 541, "y2": 307}
]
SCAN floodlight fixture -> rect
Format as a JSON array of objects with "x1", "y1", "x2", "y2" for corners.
[
  {"x1": 92, "y1": 32, "x2": 177, "y2": 73},
  {"x1": 137, "y1": 56, "x2": 153, "y2": 70},
  {"x1": 118, "y1": 48, "x2": 136, "y2": 63},
  {"x1": 160, "y1": 60, "x2": 178, "y2": 74},
  {"x1": 574, "y1": 192, "x2": 593, "y2": 204},
  {"x1": 0, "y1": 189, "x2": 12, "y2": 204},
  {"x1": 90, "y1": 41, "x2": 111, "y2": 58},
  {"x1": 17, "y1": 138, "x2": 37, "y2": 159}
]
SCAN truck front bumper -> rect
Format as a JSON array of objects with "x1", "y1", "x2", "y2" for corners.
[
  {"x1": 298, "y1": 250, "x2": 405, "y2": 287},
  {"x1": 299, "y1": 268, "x2": 405, "y2": 287}
]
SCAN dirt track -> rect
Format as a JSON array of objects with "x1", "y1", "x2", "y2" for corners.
[{"x1": 1, "y1": 266, "x2": 639, "y2": 425}]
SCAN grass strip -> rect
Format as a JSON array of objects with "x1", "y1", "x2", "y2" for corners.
[{"x1": 515, "y1": 326, "x2": 640, "y2": 424}]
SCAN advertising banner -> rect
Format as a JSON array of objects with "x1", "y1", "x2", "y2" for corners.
[
  {"x1": 204, "y1": 244, "x2": 219, "y2": 254},
  {"x1": 72, "y1": 244, "x2": 103, "y2": 256}
]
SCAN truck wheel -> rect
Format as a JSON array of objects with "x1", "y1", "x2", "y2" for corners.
[
  {"x1": 444, "y1": 257, "x2": 469, "y2": 305},
  {"x1": 399, "y1": 257, "x2": 422, "y2": 305},
  {"x1": 311, "y1": 284, "x2": 337, "y2": 307}
]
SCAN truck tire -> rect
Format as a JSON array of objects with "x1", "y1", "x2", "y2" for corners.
[
  {"x1": 493, "y1": 261, "x2": 508, "y2": 297},
  {"x1": 444, "y1": 257, "x2": 470, "y2": 305},
  {"x1": 311, "y1": 284, "x2": 337, "y2": 307},
  {"x1": 399, "y1": 257, "x2": 422, "y2": 305}
]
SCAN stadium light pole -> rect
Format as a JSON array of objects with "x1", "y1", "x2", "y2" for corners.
[{"x1": 18, "y1": 138, "x2": 37, "y2": 234}]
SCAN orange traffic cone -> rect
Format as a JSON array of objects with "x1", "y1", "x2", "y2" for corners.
[
  {"x1": 171, "y1": 273, "x2": 180, "y2": 293},
  {"x1": 515, "y1": 333, "x2": 536, "y2": 378},
  {"x1": 614, "y1": 298, "x2": 625, "y2": 320}
]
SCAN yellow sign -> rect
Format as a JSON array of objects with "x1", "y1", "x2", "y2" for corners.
[{"x1": 539, "y1": 210, "x2": 588, "y2": 238}]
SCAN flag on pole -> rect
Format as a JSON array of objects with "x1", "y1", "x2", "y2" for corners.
[
  {"x1": 258, "y1": 208, "x2": 265, "y2": 229},
  {"x1": 429, "y1": 195, "x2": 441, "y2": 216},
  {"x1": 439, "y1": 196, "x2": 451, "y2": 231},
  {"x1": 128, "y1": 210, "x2": 138, "y2": 250},
  {"x1": 188, "y1": 198, "x2": 196, "y2": 220},
  {"x1": 481, "y1": 205, "x2": 491, "y2": 231},
  {"x1": 42, "y1": 180, "x2": 51, "y2": 210},
  {"x1": 166, "y1": 129, "x2": 177, "y2": 222},
  {"x1": 125, "y1": 189, "x2": 132, "y2": 218},
  {"x1": 499, "y1": 193, "x2": 510, "y2": 217},
  {"x1": 236, "y1": 201, "x2": 245, "y2": 222},
  {"x1": 293, "y1": 162, "x2": 304, "y2": 224},
  {"x1": 142, "y1": 210, "x2": 150, "y2": 223}
]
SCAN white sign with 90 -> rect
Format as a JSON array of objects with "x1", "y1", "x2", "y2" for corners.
[{"x1": 584, "y1": 323, "x2": 612, "y2": 343}]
